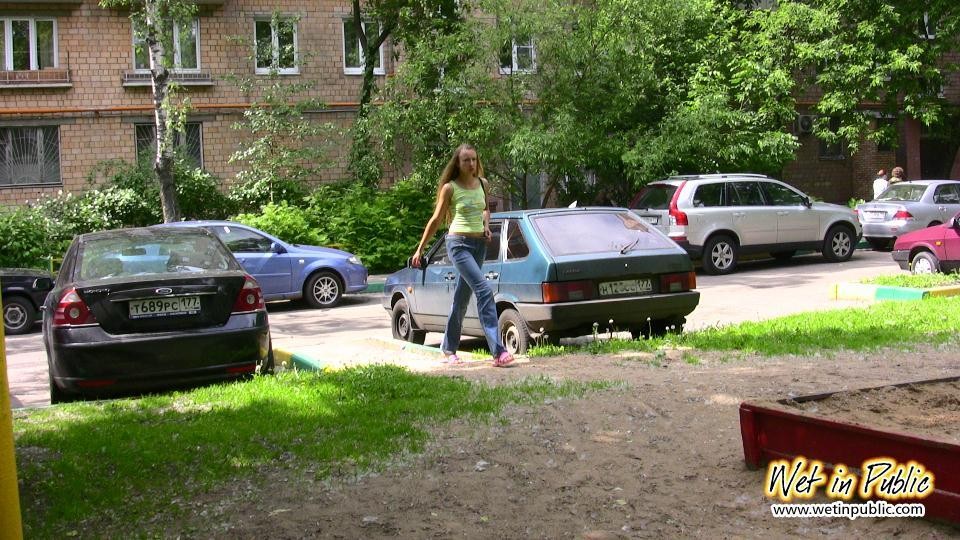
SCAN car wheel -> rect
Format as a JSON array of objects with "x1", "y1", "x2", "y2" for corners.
[
  {"x1": 391, "y1": 299, "x2": 426, "y2": 344},
  {"x1": 928, "y1": 221, "x2": 942, "y2": 228},
  {"x1": 911, "y1": 251, "x2": 940, "y2": 274},
  {"x1": 258, "y1": 341, "x2": 275, "y2": 375},
  {"x1": 49, "y1": 371, "x2": 76, "y2": 405},
  {"x1": 770, "y1": 250, "x2": 796, "y2": 262},
  {"x1": 822, "y1": 225, "x2": 855, "y2": 262},
  {"x1": 630, "y1": 317, "x2": 685, "y2": 340},
  {"x1": 867, "y1": 238, "x2": 892, "y2": 251},
  {"x1": 304, "y1": 271, "x2": 343, "y2": 308},
  {"x1": 498, "y1": 308, "x2": 530, "y2": 355},
  {"x1": 702, "y1": 235, "x2": 738, "y2": 275},
  {"x1": 3, "y1": 296, "x2": 35, "y2": 335}
]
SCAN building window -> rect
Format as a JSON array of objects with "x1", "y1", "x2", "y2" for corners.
[
  {"x1": 876, "y1": 117, "x2": 896, "y2": 152},
  {"x1": 135, "y1": 122, "x2": 203, "y2": 168},
  {"x1": 819, "y1": 116, "x2": 844, "y2": 160},
  {"x1": 255, "y1": 17, "x2": 297, "y2": 74},
  {"x1": 499, "y1": 36, "x2": 536, "y2": 74},
  {"x1": 342, "y1": 20, "x2": 383, "y2": 75},
  {"x1": 1, "y1": 18, "x2": 57, "y2": 71},
  {"x1": 0, "y1": 126, "x2": 61, "y2": 186},
  {"x1": 133, "y1": 19, "x2": 199, "y2": 72},
  {"x1": 919, "y1": 12, "x2": 936, "y2": 39}
]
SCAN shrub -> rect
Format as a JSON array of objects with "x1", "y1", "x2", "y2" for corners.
[
  {"x1": 0, "y1": 208, "x2": 67, "y2": 269},
  {"x1": 227, "y1": 177, "x2": 310, "y2": 214},
  {"x1": 232, "y1": 202, "x2": 322, "y2": 246}
]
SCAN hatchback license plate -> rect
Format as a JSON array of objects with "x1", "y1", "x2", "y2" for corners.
[
  {"x1": 129, "y1": 296, "x2": 201, "y2": 319},
  {"x1": 599, "y1": 279, "x2": 652, "y2": 296}
]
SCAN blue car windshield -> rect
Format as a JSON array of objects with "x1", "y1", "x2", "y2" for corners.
[{"x1": 532, "y1": 211, "x2": 677, "y2": 256}]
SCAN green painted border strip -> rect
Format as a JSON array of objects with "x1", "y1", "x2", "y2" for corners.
[
  {"x1": 273, "y1": 347, "x2": 327, "y2": 371},
  {"x1": 874, "y1": 286, "x2": 927, "y2": 301}
]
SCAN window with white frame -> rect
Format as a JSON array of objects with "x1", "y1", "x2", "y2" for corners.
[
  {"x1": 255, "y1": 17, "x2": 297, "y2": 74},
  {"x1": 919, "y1": 12, "x2": 936, "y2": 39},
  {"x1": 342, "y1": 20, "x2": 383, "y2": 75},
  {"x1": 499, "y1": 36, "x2": 535, "y2": 74},
  {"x1": 1, "y1": 18, "x2": 57, "y2": 71},
  {"x1": 133, "y1": 19, "x2": 199, "y2": 71},
  {"x1": 135, "y1": 122, "x2": 203, "y2": 168},
  {"x1": 0, "y1": 126, "x2": 61, "y2": 186}
]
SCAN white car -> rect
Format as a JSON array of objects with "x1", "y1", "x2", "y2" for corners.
[{"x1": 629, "y1": 174, "x2": 862, "y2": 274}]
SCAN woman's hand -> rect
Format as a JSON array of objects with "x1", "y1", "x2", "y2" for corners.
[
  {"x1": 484, "y1": 225, "x2": 493, "y2": 240},
  {"x1": 412, "y1": 247, "x2": 423, "y2": 268}
]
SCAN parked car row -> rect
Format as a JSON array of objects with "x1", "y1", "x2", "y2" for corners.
[{"x1": 2, "y1": 220, "x2": 369, "y2": 403}]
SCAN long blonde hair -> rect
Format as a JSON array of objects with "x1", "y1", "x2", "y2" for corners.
[{"x1": 436, "y1": 143, "x2": 485, "y2": 222}]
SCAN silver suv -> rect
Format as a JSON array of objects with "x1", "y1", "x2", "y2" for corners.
[{"x1": 628, "y1": 174, "x2": 862, "y2": 274}]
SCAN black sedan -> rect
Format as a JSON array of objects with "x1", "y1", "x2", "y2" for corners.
[
  {"x1": 384, "y1": 207, "x2": 701, "y2": 354},
  {"x1": 1, "y1": 268, "x2": 54, "y2": 335},
  {"x1": 43, "y1": 227, "x2": 273, "y2": 403}
]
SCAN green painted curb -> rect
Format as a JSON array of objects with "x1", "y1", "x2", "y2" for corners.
[
  {"x1": 833, "y1": 282, "x2": 960, "y2": 301},
  {"x1": 365, "y1": 282, "x2": 385, "y2": 294},
  {"x1": 273, "y1": 347, "x2": 327, "y2": 371}
]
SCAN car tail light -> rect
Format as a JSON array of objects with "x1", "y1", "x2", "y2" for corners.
[
  {"x1": 232, "y1": 276, "x2": 266, "y2": 313},
  {"x1": 227, "y1": 364, "x2": 257, "y2": 374},
  {"x1": 660, "y1": 271, "x2": 696, "y2": 293},
  {"x1": 76, "y1": 379, "x2": 116, "y2": 389},
  {"x1": 893, "y1": 210, "x2": 914, "y2": 220},
  {"x1": 668, "y1": 181, "x2": 688, "y2": 226},
  {"x1": 52, "y1": 287, "x2": 98, "y2": 327},
  {"x1": 542, "y1": 281, "x2": 594, "y2": 303}
]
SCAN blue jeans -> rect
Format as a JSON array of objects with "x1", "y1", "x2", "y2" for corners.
[{"x1": 441, "y1": 234, "x2": 505, "y2": 357}]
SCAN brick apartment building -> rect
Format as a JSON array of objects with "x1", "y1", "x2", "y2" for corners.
[
  {"x1": 1, "y1": 0, "x2": 959, "y2": 207},
  {"x1": 0, "y1": 0, "x2": 396, "y2": 206}
]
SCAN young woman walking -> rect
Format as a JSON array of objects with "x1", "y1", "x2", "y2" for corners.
[{"x1": 412, "y1": 144, "x2": 515, "y2": 367}]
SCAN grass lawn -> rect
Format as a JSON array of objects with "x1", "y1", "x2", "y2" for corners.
[
  {"x1": 861, "y1": 272, "x2": 960, "y2": 288},
  {"x1": 14, "y1": 367, "x2": 612, "y2": 538}
]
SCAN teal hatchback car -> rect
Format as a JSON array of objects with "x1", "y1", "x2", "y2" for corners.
[{"x1": 383, "y1": 207, "x2": 701, "y2": 354}]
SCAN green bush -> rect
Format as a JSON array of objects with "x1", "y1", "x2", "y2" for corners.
[
  {"x1": 233, "y1": 202, "x2": 323, "y2": 246},
  {"x1": 227, "y1": 177, "x2": 309, "y2": 214},
  {"x1": 302, "y1": 176, "x2": 435, "y2": 272},
  {"x1": 0, "y1": 208, "x2": 66, "y2": 269}
]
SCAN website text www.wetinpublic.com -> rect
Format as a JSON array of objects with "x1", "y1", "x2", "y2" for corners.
[{"x1": 771, "y1": 500, "x2": 925, "y2": 520}]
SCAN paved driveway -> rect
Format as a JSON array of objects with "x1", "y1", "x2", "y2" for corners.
[{"x1": 4, "y1": 250, "x2": 902, "y2": 408}]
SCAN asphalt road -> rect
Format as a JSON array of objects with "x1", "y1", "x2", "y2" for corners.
[{"x1": 4, "y1": 249, "x2": 902, "y2": 409}]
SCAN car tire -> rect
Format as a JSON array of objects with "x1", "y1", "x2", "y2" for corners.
[
  {"x1": 702, "y1": 235, "x2": 738, "y2": 275},
  {"x1": 770, "y1": 250, "x2": 796, "y2": 262},
  {"x1": 498, "y1": 308, "x2": 530, "y2": 355},
  {"x1": 304, "y1": 271, "x2": 343, "y2": 309},
  {"x1": 911, "y1": 251, "x2": 940, "y2": 274},
  {"x1": 928, "y1": 221, "x2": 942, "y2": 227},
  {"x1": 392, "y1": 299, "x2": 426, "y2": 344},
  {"x1": 3, "y1": 296, "x2": 35, "y2": 335},
  {"x1": 866, "y1": 238, "x2": 892, "y2": 251},
  {"x1": 630, "y1": 317, "x2": 685, "y2": 340},
  {"x1": 822, "y1": 225, "x2": 855, "y2": 262},
  {"x1": 49, "y1": 371, "x2": 76, "y2": 405}
]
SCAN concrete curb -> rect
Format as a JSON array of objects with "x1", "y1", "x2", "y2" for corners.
[
  {"x1": 273, "y1": 338, "x2": 487, "y2": 372},
  {"x1": 832, "y1": 283, "x2": 960, "y2": 301}
]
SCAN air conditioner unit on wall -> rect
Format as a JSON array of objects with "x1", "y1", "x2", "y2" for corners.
[{"x1": 795, "y1": 114, "x2": 816, "y2": 135}]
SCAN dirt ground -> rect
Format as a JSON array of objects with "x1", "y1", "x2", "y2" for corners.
[{"x1": 176, "y1": 343, "x2": 960, "y2": 539}]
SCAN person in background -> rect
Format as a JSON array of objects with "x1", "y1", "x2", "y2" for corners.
[
  {"x1": 889, "y1": 166, "x2": 905, "y2": 185},
  {"x1": 411, "y1": 144, "x2": 515, "y2": 368},
  {"x1": 872, "y1": 169, "x2": 888, "y2": 199}
]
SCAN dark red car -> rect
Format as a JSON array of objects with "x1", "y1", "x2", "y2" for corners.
[{"x1": 891, "y1": 212, "x2": 960, "y2": 274}]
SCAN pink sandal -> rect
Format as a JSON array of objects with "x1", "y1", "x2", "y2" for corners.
[
  {"x1": 493, "y1": 351, "x2": 514, "y2": 367},
  {"x1": 442, "y1": 354, "x2": 463, "y2": 365}
]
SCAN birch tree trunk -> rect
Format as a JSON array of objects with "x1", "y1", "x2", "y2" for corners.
[{"x1": 145, "y1": 0, "x2": 181, "y2": 223}]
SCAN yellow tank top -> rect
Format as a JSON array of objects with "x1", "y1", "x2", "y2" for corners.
[{"x1": 449, "y1": 180, "x2": 486, "y2": 234}]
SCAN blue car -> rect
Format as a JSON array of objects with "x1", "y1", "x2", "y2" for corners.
[
  {"x1": 160, "y1": 221, "x2": 367, "y2": 308},
  {"x1": 383, "y1": 207, "x2": 700, "y2": 354}
]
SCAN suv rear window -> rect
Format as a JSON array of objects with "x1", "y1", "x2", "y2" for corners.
[
  {"x1": 692, "y1": 183, "x2": 724, "y2": 207},
  {"x1": 630, "y1": 183, "x2": 677, "y2": 210},
  {"x1": 532, "y1": 211, "x2": 677, "y2": 256}
]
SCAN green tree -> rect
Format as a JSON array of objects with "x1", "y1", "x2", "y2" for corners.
[{"x1": 99, "y1": 0, "x2": 196, "y2": 222}]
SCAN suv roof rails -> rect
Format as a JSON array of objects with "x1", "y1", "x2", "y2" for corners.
[{"x1": 667, "y1": 173, "x2": 771, "y2": 181}]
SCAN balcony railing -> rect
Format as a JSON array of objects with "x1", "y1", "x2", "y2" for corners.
[
  {"x1": 122, "y1": 71, "x2": 214, "y2": 87},
  {"x1": 0, "y1": 68, "x2": 72, "y2": 88}
]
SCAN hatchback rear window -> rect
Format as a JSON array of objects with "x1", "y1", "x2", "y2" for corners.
[
  {"x1": 630, "y1": 184, "x2": 677, "y2": 210},
  {"x1": 532, "y1": 211, "x2": 677, "y2": 256},
  {"x1": 877, "y1": 183, "x2": 927, "y2": 202}
]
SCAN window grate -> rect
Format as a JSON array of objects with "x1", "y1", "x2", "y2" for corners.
[{"x1": 0, "y1": 126, "x2": 61, "y2": 186}]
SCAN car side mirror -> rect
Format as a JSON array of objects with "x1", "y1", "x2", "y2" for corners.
[
  {"x1": 33, "y1": 277, "x2": 54, "y2": 291},
  {"x1": 271, "y1": 242, "x2": 286, "y2": 254},
  {"x1": 802, "y1": 196, "x2": 812, "y2": 208},
  {"x1": 953, "y1": 216, "x2": 960, "y2": 229}
]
